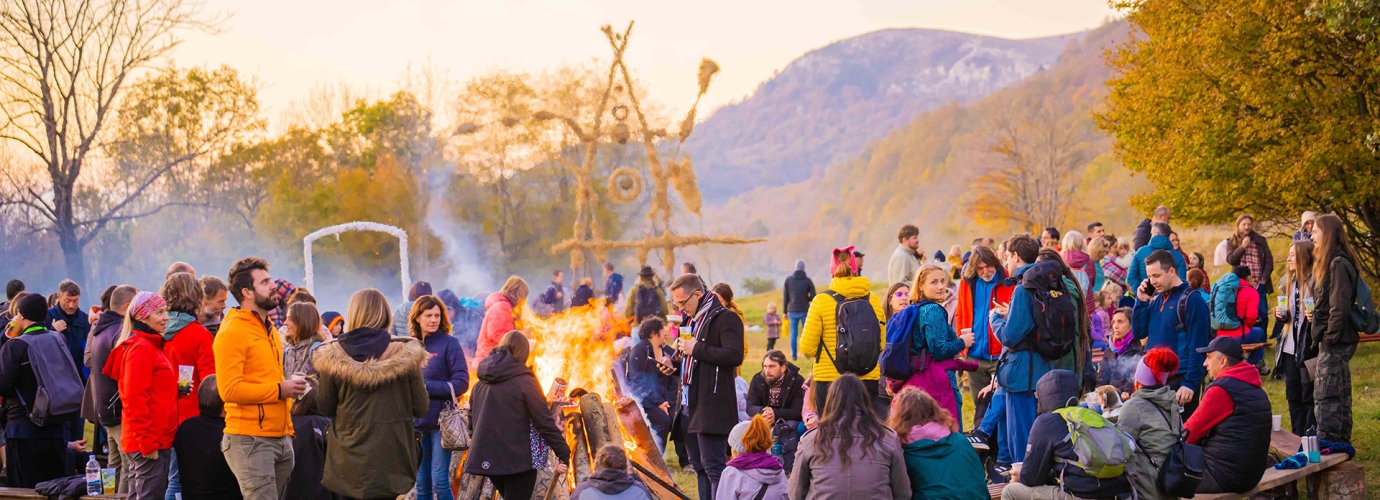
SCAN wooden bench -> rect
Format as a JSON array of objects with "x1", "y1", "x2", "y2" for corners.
[
  {"x1": 0, "y1": 488, "x2": 124, "y2": 499},
  {"x1": 1359, "y1": 332, "x2": 1380, "y2": 343},
  {"x1": 1193, "y1": 430, "x2": 1364, "y2": 500}
]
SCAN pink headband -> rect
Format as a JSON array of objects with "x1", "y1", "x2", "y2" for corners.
[
  {"x1": 128, "y1": 291, "x2": 166, "y2": 320},
  {"x1": 1135, "y1": 357, "x2": 1170, "y2": 387},
  {"x1": 830, "y1": 246, "x2": 859, "y2": 276}
]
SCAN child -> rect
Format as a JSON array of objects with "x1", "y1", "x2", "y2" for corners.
[
  {"x1": 1091, "y1": 288, "x2": 1118, "y2": 350},
  {"x1": 763, "y1": 303, "x2": 782, "y2": 351}
]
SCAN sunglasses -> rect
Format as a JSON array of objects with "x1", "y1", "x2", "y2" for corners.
[{"x1": 893, "y1": 291, "x2": 909, "y2": 298}]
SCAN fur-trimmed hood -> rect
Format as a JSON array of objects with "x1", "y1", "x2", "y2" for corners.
[{"x1": 313, "y1": 332, "x2": 428, "y2": 390}]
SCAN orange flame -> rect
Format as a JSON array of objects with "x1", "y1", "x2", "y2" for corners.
[{"x1": 521, "y1": 299, "x2": 625, "y2": 399}]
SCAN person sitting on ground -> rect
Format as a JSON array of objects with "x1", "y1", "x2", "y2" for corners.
[
  {"x1": 1001, "y1": 369, "x2": 1132, "y2": 500},
  {"x1": 1119, "y1": 348, "x2": 1182, "y2": 500},
  {"x1": 789, "y1": 374, "x2": 910, "y2": 500},
  {"x1": 889, "y1": 387, "x2": 987, "y2": 500},
  {"x1": 745, "y1": 350, "x2": 806, "y2": 469},
  {"x1": 172, "y1": 375, "x2": 242, "y2": 500},
  {"x1": 717, "y1": 415, "x2": 787, "y2": 500},
  {"x1": 1187, "y1": 337, "x2": 1270, "y2": 494},
  {"x1": 571, "y1": 444, "x2": 655, "y2": 500}
]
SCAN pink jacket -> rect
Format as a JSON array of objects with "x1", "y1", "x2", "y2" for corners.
[
  {"x1": 888, "y1": 355, "x2": 978, "y2": 424},
  {"x1": 475, "y1": 292, "x2": 517, "y2": 364}
]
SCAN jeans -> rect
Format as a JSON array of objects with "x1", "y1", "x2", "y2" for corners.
[
  {"x1": 787, "y1": 312, "x2": 807, "y2": 359},
  {"x1": 684, "y1": 432, "x2": 729, "y2": 500},
  {"x1": 967, "y1": 358, "x2": 999, "y2": 426},
  {"x1": 164, "y1": 449, "x2": 180, "y2": 500},
  {"x1": 221, "y1": 434, "x2": 295, "y2": 500},
  {"x1": 1280, "y1": 352, "x2": 1316, "y2": 435},
  {"x1": 1242, "y1": 327, "x2": 1267, "y2": 365},
  {"x1": 979, "y1": 388, "x2": 1012, "y2": 464},
  {"x1": 416, "y1": 429, "x2": 454, "y2": 500},
  {"x1": 643, "y1": 404, "x2": 674, "y2": 453}
]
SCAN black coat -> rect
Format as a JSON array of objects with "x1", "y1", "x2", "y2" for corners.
[
  {"x1": 173, "y1": 414, "x2": 242, "y2": 500},
  {"x1": 465, "y1": 348, "x2": 571, "y2": 476},
  {"x1": 685, "y1": 296, "x2": 745, "y2": 435},
  {"x1": 1132, "y1": 218, "x2": 1152, "y2": 250},
  {"x1": 782, "y1": 271, "x2": 816, "y2": 314},
  {"x1": 625, "y1": 339, "x2": 678, "y2": 408},
  {"x1": 285, "y1": 414, "x2": 341, "y2": 500},
  {"x1": 1227, "y1": 231, "x2": 1276, "y2": 294},
  {"x1": 745, "y1": 361, "x2": 805, "y2": 423},
  {"x1": 1312, "y1": 254, "x2": 1360, "y2": 346}
]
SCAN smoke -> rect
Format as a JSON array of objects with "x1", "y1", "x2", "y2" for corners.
[{"x1": 424, "y1": 170, "x2": 497, "y2": 298}]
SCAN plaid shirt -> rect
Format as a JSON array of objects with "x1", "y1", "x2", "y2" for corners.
[
  {"x1": 266, "y1": 278, "x2": 297, "y2": 329},
  {"x1": 1102, "y1": 256, "x2": 1127, "y2": 284},
  {"x1": 1241, "y1": 244, "x2": 1263, "y2": 287}
]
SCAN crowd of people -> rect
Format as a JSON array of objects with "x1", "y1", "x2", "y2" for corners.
[{"x1": 0, "y1": 206, "x2": 1369, "y2": 500}]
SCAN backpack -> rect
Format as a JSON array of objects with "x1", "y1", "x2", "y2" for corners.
[
  {"x1": 1019, "y1": 260, "x2": 1079, "y2": 360},
  {"x1": 1052, "y1": 406, "x2": 1135, "y2": 479},
  {"x1": 879, "y1": 300, "x2": 936, "y2": 380},
  {"x1": 633, "y1": 285, "x2": 663, "y2": 323},
  {"x1": 1351, "y1": 274, "x2": 1380, "y2": 335},
  {"x1": 1209, "y1": 273, "x2": 1242, "y2": 330},
  {"x1": 11, "y1": 330, "x2": 84, "y2": 426},
  {"x1": 816, "y1": 291, "x2": 882, "y2": 375}
]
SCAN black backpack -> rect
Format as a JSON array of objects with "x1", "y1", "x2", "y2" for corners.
[
  {"x1": 633, "y1": 285, "x2": 662, "y2": 323},
  {"x1": 1018, "y1": 260, "x2": 1079, "y2": 360},
  {"x1": 816, "y1": 291, "x2": 882, "y2": 375}
]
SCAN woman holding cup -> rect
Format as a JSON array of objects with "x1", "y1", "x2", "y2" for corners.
[
  {"x1": 104, "y1": 292, "x2": 181, "y2": 500},
  {"x1": 887, "y1": 263, "x2": 976, "y2": 426},
  {"x1": 159, "y1": 272, "x2": 217, "y2": 500}
]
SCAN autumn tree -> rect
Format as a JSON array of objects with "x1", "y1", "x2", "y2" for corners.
[
  {"x1": 0, "y1": 0, "x2": 226, "y2": 285},
  {"x1": 1100, "y1": 0, "x2": 1380, "y2": 277},
  {"x1": 969, "y1": 79, "x2": 1093, "y2": 231}
]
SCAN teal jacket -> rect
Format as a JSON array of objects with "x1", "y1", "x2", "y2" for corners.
[{"x1": 901, "y1": 431, "x2": 989, "y2": 500}]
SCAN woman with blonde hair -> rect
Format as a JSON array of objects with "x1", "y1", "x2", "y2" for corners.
[
  {"x1": 716, "y1": 415, "x2": 787, "y2": 500},
  {"x1": 887, "y1": 263, "x2": 975, "y2": 425},
  {"x1": 1088, "y1": 236, "x2": 1110, "y2": 292},
  {"x1": 1273, "y1": 240, "x2": 1316, "y2": 435},
  {"x1": 409, "y1": 295, "x2": 469, "y2": 500},
  {"x1": 104, "y1": 292, "x2": 179, "y2": 499},
  {"x1": 889, "y1": 387, "x2": 986, "y2": 500},
  {"x1": 476, "y1": 276, "x2": 529, "y2": 363},
  {"x1": 467, "y1": 331, "x2": 571, "y2": 500},
  {"x1": 1061, "y1": 231, "x2": 1097, "y2": 311},
  {"x1": 313, "y1": 288, "x2": 429, "y2": 500}
]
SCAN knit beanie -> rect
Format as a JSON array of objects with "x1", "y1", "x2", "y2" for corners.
[
  {"x1": 795, "y1": 260, "x2": 805, "y2": 272},
  {"x1": 408, "y1": 281, "x2": 433, "y2": 302},
  {"x1": 16, "y1": 294, "x2": 48, "y2": 323},
  {"x1": 1135, "y1": 347, "x2": 1180, "y2": 387},
  {"x1": 728, "y1": 420, "x2": 752, "y2": 454}
]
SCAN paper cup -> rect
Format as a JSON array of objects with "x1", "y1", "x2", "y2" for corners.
[
  {"x1": 101, "y1": 468, "x2": 116, "y2": 494},
  {"x1": 1277, "y1": 296, "x2": 1287, "y2": 309},
  {"x1": 1272, "y1": 414, "x2": 1283, "y2": 432},
  {"x1": 667, "y1": 314, "x2": 683, "y2": 324},
  {"x1": 178, "y1": 365, "x2": 194, "y2": 391}
]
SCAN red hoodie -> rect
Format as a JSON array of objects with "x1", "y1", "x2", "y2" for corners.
[
  {"x1": 162, "y1": 321, "x2": 216, "y2": 424},
  {"x1": 1184, "y1": 361, "x2": 1262, "y2": 444},
  {"x1": 104, "y1": 330, "x2": 179, "y2": 455},
  {"x1": 1216, "y1": 285, "x2": 1260, "y2": 338}
]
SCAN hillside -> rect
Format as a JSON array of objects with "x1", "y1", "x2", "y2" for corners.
[
  {"x1": 685, "y1": 28, "x2": 1080, "y2": 202},
  {"x1": 680, "y1": 20, "x2": 1149, "y2": 286}
]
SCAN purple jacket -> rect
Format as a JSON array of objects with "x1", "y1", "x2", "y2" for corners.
[{"x1": 887, "y1": 354, "x2": 977, "y2": 423}]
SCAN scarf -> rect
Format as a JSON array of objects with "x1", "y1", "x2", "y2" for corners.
[
  {"x1": 164, "y1": 311, "x2": 196, "y2": 341},
  {"x1": 725, "y1": 451, "x2": 783, "y2": 471},
  {"x1": 682, "y1": 293, "x2": 727, "y2": 387},
  {"x1": 768, "y1": 374, "x2": 785, "y2": 407}
]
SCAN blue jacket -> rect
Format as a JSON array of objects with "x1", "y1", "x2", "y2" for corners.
[
  {"x1": 1126, "y1": 235, "x2": 1187, "y2": 294},
  {"x1": 1132, "y1": 282, "x2": 1210, "y2": 389},
  {"x1": 415, "y1": 333, "x2": 469, "y2": 429},
  {"x1": 604, "y1": 273, "x2": 625, "y2": 302},
  {"x1": 993, "y1": 264, "x2": 1050, "y2": 394},
  {"x1": 911, "y1": 302, "x2": 964, "y2": 361},
  {"x1": 47, "y1": 306, "x2": 90, "y2": 379},
  {"x1": 625, "y1": 339, "x2": 678, "y2": 409}
]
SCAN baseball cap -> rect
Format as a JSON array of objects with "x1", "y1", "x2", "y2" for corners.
[{"x1": 1196, "y1": 336, "x2": 1244, "y2": 362}]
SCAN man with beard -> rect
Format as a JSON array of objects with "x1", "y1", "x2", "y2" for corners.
[
  {"x1": 213, "y1": 258, "x2": 307, "y2": 500},
  {"x1": 744, "y1": 350, "x2": 805, "y2": 469}
]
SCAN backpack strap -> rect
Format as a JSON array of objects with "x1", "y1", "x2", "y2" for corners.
[
  {"x1": 753, "y1": 483, "x2": 771, "y2": 500},
  {"x1": 815, "y1": 291, "x2": 845, "y2": 364}
]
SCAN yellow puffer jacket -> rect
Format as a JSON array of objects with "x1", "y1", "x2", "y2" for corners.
[
  {"x1": 799, "y1": 276, "x2": 885, "y2": 382},
  {"x1": 214, "y1": 308, "x2": 293, "y2": 437}
]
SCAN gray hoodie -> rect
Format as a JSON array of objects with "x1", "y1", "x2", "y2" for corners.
[
  {"x1": 570, "y1": 468, "x2": 654, "y2": 500},
  {"x1": 1120, "y1": 385, "x2": 1182, "y2": 500}
]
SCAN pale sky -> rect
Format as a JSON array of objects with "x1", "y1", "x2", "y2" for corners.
[{"x1": 172, "y1": 0, "x2": 1118, "y2": 126}]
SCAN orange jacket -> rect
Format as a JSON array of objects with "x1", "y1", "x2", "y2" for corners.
[
  {"x1": 213, "y1": 308, "x2": 293, "y2": 438},
  {"x1": 952, "y1": 272, "x2": 1015, "y2": 360}
]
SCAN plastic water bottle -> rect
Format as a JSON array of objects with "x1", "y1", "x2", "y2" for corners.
[
  {"x1": 85, "y1": 455, "x2": 101, "y2": 495},
  {"x1": 771, "y1": 436, "x2": 783, "y2": 458}
]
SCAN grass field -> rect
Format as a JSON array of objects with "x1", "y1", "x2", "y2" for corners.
[{"x1": 661, "y1": 284, "x2": 1378, "y2": 497}]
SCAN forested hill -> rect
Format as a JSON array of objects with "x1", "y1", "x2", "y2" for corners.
[
  {"x1": 687, "y1": 20, "x2": 1148, "y2": 282},
  {"x1": 685, "y1": 28, "x2": 1079, "y2": 202}
]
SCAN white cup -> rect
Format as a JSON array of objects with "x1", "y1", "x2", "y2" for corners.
[{"x1": 1272, "y1": 414, "x2": 1282, "y2": 432}]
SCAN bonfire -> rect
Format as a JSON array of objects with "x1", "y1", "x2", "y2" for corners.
[{"x1": 454, "y1": 300, "x2": 689, "y2": 500}]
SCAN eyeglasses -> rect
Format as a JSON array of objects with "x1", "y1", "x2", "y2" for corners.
[{"x1": 675, "y1": 290, "x2": 701, "y2": 309}]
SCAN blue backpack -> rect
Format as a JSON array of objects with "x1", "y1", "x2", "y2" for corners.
[
  {"x1": 1209, "y1": 273, "x2": 1241, "y2": 330},
  {"x1": 879, "y1": 300, "x2": 937, "y2": 380}
]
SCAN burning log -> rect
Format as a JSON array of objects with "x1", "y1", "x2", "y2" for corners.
[
  {"x1": 579, "y1": 394, "x2": 611, "y2": 451},
  {"x1": 566, "y1": 410, "x2": 592, "y2": 484},
  {"x1": 615, "y1": 398, "x2": 674, "y2": 479}
]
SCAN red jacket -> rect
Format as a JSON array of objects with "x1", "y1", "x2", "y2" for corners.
[
  {"x1": 476, "y1": 292, "x2": 518, "y2": 364},
  {"x1": 104, "y1": 330, "x2": 179, "y2": 455},
  {"x1": 162, "y1": 321, "x2": 216, "y2": 424},
  {"x1": 952, "y1": 273, "x2": 1015, "y2": 359},
  {"x1": 1216, "y1": 285, "x2": 1260, "y2": 338}
]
